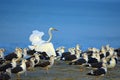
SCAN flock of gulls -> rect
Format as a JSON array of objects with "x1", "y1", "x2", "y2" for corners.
[{"x1": 0, "y1": 27, "x2": 120, "y2": 80}]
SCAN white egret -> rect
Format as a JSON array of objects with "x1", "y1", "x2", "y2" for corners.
[{"x1": 28, "y1": 27, "x2": 57, "y2": 57}]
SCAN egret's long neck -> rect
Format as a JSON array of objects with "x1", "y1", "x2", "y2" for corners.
[{"x1": 47, "y1": 29, "x2": 52, "y2": 42}]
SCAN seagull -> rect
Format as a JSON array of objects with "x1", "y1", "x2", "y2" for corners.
[
  {"x1": 87, "y1": 63, "x2": 107, "y2": 76},
  {"x1": 10, "y1": 59, "x2": 27, "y2": 79},
  {"x1": 35, "y1": 55, "x2": 55, "y2": 73}
]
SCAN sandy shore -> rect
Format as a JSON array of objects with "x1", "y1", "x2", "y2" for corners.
[{"x1": 10, "y1": 60, "x2": 120, "y2": 80}]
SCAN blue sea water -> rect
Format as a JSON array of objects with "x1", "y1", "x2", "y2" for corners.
[{"x1": 0, "y1": 0, "x2": 120, "y2": 56}]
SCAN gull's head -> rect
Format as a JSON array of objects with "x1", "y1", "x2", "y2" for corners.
[
  {"x1": 22, "y1": 59, "x2": 27, "y2": 63},
  {"x1": 0, "y1": 48, "x2": 5, "y2": 53}
]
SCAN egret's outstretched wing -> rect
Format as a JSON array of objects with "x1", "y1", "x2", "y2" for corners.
[{"x1": 29, "y1": 30, "x2": 45, "y2": 45}]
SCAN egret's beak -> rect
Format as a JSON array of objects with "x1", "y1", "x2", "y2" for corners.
[{"x1": 53, "y1": 28, "x2": 58, "y2": 31}]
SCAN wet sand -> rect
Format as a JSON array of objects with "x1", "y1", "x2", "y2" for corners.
[{"x1": 11, "y1": 60, "x2": 120, "y2": 80}]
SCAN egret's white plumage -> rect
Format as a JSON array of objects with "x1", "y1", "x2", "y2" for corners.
[
  {"x1": 29, "y1": 30, "x2": 45, "y2": 46},
  {"x1": 28, "y1": 27, "x2": 57, "y2": 57},
  {"x1": 35, "y1": 43, "x2": 56, "y2": 57}
]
